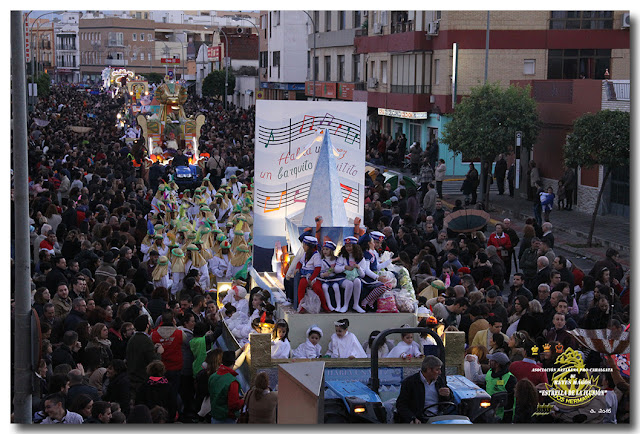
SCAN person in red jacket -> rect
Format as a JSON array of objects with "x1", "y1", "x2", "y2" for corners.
[
  {"x1": 509, "y1": 340, "x2": 548, "y2": 386},
  {"x1": 151, "y1": 311, "x2": 186, "y2": 392},
  {"x1": 488, "y1": 223, "x2": 512, "y2": 266}
]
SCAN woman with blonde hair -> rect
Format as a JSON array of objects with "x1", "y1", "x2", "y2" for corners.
[{"x1": 464, "y1": 345, "x2": 488, "y2": 385}]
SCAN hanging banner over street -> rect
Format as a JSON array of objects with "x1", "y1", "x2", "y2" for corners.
[{"x1": 253, "y1": 101, "x2": 366, "y2": 265}]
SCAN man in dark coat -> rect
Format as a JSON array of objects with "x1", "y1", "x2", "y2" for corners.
[
  {"x1": 561, "y1": 166, "x2": 576, "y2": 210},
  {"x1": 396, "y1": 355, "x2": 452, "y2": 423},
  {"x1": 494, "y1": 154, "x2": 508, "y2": 195},
  {"x1": 126, "y1": 314, "x2": 163, "y2": 401}
]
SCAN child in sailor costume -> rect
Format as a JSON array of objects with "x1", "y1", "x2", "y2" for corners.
[
  {"x1": 295, "y1": 236, "x2": 331, "y2": 312},
  {"x1": 312, "y1": 240, "x2": 345, "y2": 312},
  {"x1": 333, "y1": 236, "x2": 366, "y2": 313}
]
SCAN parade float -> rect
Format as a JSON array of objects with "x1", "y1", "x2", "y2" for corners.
[{"x1": 135, "y1": 74, "x2": 207, "y2": 186}]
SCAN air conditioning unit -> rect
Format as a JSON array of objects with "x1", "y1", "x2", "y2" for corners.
[
  {"x1": 622, "y1": 12, "x2": 630, "y2": 28},
  {"x1": 427, "y1": 21, "x2": 439, "y2": 35},
  {"x1": 367, "y1": 77, "x2": 379, "y2": 88},
  {"x1": 373, "y1": 22, "x2": 383, "y2": 34}
]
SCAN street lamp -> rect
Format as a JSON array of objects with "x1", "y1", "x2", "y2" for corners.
[
  {"x1": 302, "y1": 11, "x2": 316, "y2": 100},
  {"x1": 29, "y1": 11, "x2": 64, "y2": 79},
  {"x1": 218, "y1": 28, "x2": 229, "y2": 110}
]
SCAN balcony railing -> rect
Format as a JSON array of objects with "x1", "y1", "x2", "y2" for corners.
[
  {"x1": 391, "y1": 20, "x2": 414, "y2": 34},
  {"x1": 354, "y1": 81, "x2": 366, "y2": 91},
  {"x1": 105, "y1": 58, "x2": 128, "y2": 66},
  {"x1": 606, "y1": 81, "x2": 630, "y2": 101},
  {"x1": 391, "y1": 84, "x2": 431, "y2": 94}
]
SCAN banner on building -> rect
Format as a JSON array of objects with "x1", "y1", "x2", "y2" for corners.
[{"x1": 253, "y1": 101, "x2": 367, "y2": 266}]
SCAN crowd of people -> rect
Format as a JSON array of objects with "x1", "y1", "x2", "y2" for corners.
[
  {"x1": 11, "y1": 81, "x2": 630, "y2": 424},
  {"x1": 363, "y1": 132, "x2": 630, "y2": 424}
]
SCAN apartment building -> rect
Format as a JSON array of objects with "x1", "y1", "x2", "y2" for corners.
[
  {"x1": 303, "y1": 11, "x2": 365, "y2": 102},
  {"x1": 78, "y1": 15, "x2": 220, "y2": 85},
  {"x1": 54, "y1": 12, "x2": 81, "y2": 84},
  {"x1": 354, "y1": 10, "x2": 630, "y2": 184},
  {"x1": 259, "y1": 11, "x2": 308, "y2": 100},
  {"x1": 26, "y1": 18, "x2": 55, "y2": 78}
]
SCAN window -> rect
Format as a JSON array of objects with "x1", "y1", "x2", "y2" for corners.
[
  {"x1": 148, "y1": 34, "x2": 153, "y2": 41},
  {"x1": 313, "y1": 11, "x2": 320, "y2": 32},
  {"x1": 314, "y1": 56, "x2": 319, "y2": 80},
  {"x1": 353, "y1": 54, "x2": 361, "y2": 82},
  {"x1": 272, "y1": 51, "x2": 280, "y2": 78},
  {"x1": 391, "y1": 53, "x2": 430, "y2": 93},
  {"x1": 260, "y1": 51, "x2": 268, "y2": 68},
  {"x1": 325, "y1": 55, "x2": 331, "y2": 81},
  {"x1": 132, "y1": 33, "x2": 137, "y2": 41},
  {"x1": 524, "y1": 59, "x2": 536, "y2": 75},
  {"x1": 132, "y1": 51, "x2": 137, "y2": 60},
  {"x1": 325, "y1": 11, "x2": 332, "y2": 31},
  {"x1": 547, "y1": 48, "x2": 611, "y2": 79},
  {"x1": 140, "y1": 52, "x2": 145, "y2": 61},
  {"x1": 338, "y1": 55, "x2": 345, "y2": 81},
  {"x1": 550, "y1": 11, "x2": 613, "y2": 29},
  {"x1": 339, "y1": 11, "x2": 346, "y2": 30},
  {"x1": 370, "y1": 60, "x2": 376, "y2": 79},
  {"x1": 381, "y1": 60, "x2": 388, "y2": 84},
  {"x1": 391, "y1": 11, "x2": 412, "y2": 33},
  {"x1": 274, "y1": 11, "x2": 280, "y2": 26},
  {"x1": 434, "y1": 58, "x2": 440, "y2": 85},
  {"x1": 354, "y1": 11, "x2": 362, "y2": 29},
  {"x1": 140, "y1": 33, "x2": 145, "y2": 41}
]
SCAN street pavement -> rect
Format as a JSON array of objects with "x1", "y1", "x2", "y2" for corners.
[{"x1": 373, "y1": 164, "x2": 631, "y2": 275}]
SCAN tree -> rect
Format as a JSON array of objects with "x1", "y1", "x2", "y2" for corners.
[
  {"x1": 142, "y1": 72, "x2": 165, "y2": 84},
  {"x1": 29, "y1": 72, "x2": 51, "y2": 98},
  {"x1": 564, "y1": 110, "x2": 630, "y2": 247},
  {"x1": 202, "y1": 69, "x2": 236, "y2": 101},
  {"x1": 441, "y1": 82, "x2": 540, "y2": 208}
]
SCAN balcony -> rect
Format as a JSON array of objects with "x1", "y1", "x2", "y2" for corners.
[
  {"x1": 391, "y1": 20, "x2": 414, "y2": 34},
  {"x1": 606, "y1": 80, "x2": 630, "y2": 101},
  {"x1": 105, "y1": 58, "x2": 128, "y2": 67},
  {"x1": 391, "y1": 84, "x2": 431, "y2": 94}
]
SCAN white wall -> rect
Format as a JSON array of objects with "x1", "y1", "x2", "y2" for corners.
[{"x1": 268, "y1": 11, "x2": 308, "y2": 83}]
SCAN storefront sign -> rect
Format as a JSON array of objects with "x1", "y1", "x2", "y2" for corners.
[
  {"x1": 338, "y1": 83, "x2": 354, "y2": 100},
  {"x1": 377, "y1": 108, "x2": 429, "y2": 119},
  {"x1": 207, "y1": 46, "x2": 221, "y2": 61},
  {"x1": 161, "y1": 58, "x2": 180, "y2": 64}
]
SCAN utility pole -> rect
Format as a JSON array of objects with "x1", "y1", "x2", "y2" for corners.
[
  {"x1": 219, "y1": 28, "x2": 229, "y2": 110},
  {"x1": 479, "y1": 11, "x2": 490, "y2": 205},
  {"x1": 12, "y1": 10, "x2": 33, "y2": 424},
  {"x1": 303, "y1": 11, "x2": 317, "y2": 100}
]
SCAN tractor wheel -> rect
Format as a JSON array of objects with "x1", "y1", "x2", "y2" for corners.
[{"x1": 324, "y1": 399, "x2": 349, "y2": 424}]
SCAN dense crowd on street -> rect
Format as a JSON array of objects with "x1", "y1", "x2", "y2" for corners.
[{"x1": 10, "y1": 82, "x2": 629, "y2": 424}]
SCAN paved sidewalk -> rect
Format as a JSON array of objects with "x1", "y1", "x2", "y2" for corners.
[{"x1": 374, "y1": 164, "x2": 630, "y2": 268}]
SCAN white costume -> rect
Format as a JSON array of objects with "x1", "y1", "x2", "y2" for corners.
[
  {"x1": 292, "y1": 339, "x2": 322, "y2": 359},
  {"x1": 326, "y1": 330, "x2": 367, "y2": 358},
  {"x1": 271, "y1": 338, "x2": 291, "y2": 359},
  {"x1": 385, "y1": 340, "x2": 423, "y2": 358},
  {"x1": 292, "y1": 325, "x2": 323, "y2": 359},
  {"x1": 209, "y1": 254, "x2": 232, "y2": 279}
]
